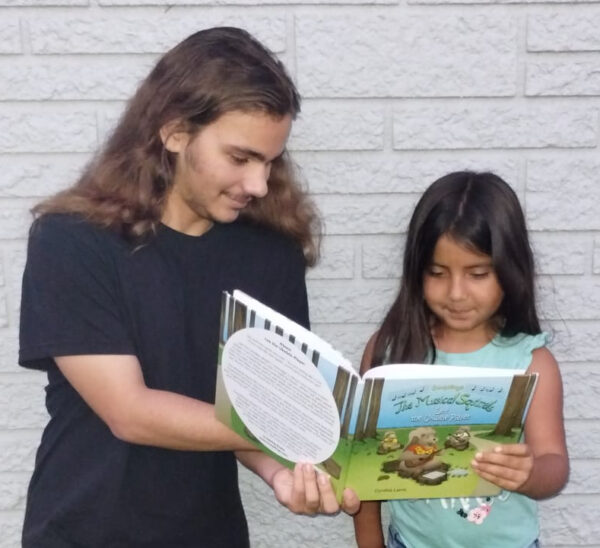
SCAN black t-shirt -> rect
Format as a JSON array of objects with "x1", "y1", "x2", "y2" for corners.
[{"x1": 19, "y1": 214, "x2": 310, "y2": 548}]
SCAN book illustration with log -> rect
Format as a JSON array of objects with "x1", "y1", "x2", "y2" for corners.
[{"x1": 214, "y1": 290, "x2": 538, "y2": 501}]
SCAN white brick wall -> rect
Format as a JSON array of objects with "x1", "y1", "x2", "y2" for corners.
[{"x1": 0, "y1": 1, "x2": 598, "y2": 547}]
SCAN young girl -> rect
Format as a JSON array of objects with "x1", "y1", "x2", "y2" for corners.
[{"x1": 353, "y1": 171, "x2": 569, "y2": 548}]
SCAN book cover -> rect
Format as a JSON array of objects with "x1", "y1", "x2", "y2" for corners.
[{"x1": 215, "y1": 290, "x2": 537, "y2": 501}]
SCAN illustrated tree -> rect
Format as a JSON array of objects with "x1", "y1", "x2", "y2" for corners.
[
  {"x1": 320, "y1": 368, "x2": 357, "y2": 479},
  {"x1": 364, "y1": 378, "x2": 384, "y2": 438},
  {"x1": 354, "y1": 378, "x2": 385, "y2": 441},
  {"x1": 332, "y1": 368, "x2": 351, "y2": 416},
  {"x1": 492, "y1": 374, "x2": 537, "y2": 436},
  {"x1": 340, "y1": 376, "x2": 358, "y2": 439},
  {"x1": 353, "y1": 380, "x2": 372, "y2": 441}
]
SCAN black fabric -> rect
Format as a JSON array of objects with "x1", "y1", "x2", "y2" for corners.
[{"x1": 19, "y1": 214, "x2": 310, "y2": 548}]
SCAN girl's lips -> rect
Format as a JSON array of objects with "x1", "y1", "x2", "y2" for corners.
[{"x1": 446, "y1": 308, "x2": 472, "y2": 315}]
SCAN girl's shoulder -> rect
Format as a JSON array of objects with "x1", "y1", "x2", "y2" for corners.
[
  {"x1": 489, "y1": 332, "x2": 550, "y2": 370},
  {"x1": 495, "y1": 331, "x2": 549, "y2": 352},
  {"x1": 433, "y1": 332, "x2": 549, "y2": 370},
  {"x1": 359, "y1": 331, "x2": 380, "y2": 375}
]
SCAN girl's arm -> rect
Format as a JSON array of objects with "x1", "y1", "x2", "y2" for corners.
[
  {"x1": 354, "y1": 500, "x2": 385, "y2": 548},
  {"x1": 471, "y1": 346, "x2": 569, "y2": 499},
  {"x1": 353, "y1": 333, "x2": 385, "y2": 547}
]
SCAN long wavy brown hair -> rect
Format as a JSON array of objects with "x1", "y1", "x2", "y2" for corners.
[{"x1": 33, "y1": 27, "x2": 320, "y2": 265}]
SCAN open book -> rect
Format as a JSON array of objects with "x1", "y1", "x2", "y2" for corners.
[{"x1": 215, "y1": 290, "x2": 538, "y2": 501}]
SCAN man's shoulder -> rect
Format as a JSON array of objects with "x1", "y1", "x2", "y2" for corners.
[
  {"x1": 32, "y1": 213, "x2": 96, "y2": 238},
  {"x1": 30, "y1": 213, "x2": 127, "y2": 250},
  {"x1": 27, "y1": 215, "x2": 135, "y2": 274}
]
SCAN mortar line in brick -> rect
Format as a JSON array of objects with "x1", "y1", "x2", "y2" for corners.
[
  {"x1": 286, "y1": 10, "x2": 297, "y2": 79},
  {"x1": 18, "y1": 16, "x2": 30, "y2": 56},
  {"x1": 587, "y1": 237, "x2": 597, "y2": 275},
  {"x1": 516, "y1": 6, "x2": 528, "y2": 97},
  {"x1": 383, "y1": 102, "x2": 394, "y2": 152},
  {"x1": 0, "y1": 251, "x2": 5, "y2": 288}
]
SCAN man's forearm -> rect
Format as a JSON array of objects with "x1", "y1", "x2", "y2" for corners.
[
  {"x1": 235, "y1": 450, "x2": 282, "y2": 486},
  {"x1": 112, "y1": 387, "x2": 256, "y2": 451}
]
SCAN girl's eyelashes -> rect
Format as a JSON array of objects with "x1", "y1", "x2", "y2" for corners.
[
  {"x1": 469, "y1": 271, "x2": 491, "y2": 279},
  {"x1": 426, "y1": 268, "x2": 445, "y2": 277},
  {"x1": 425, "y1": 268, "x2": 492, "y2": 278}
]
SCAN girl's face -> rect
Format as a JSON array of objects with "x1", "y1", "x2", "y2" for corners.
[{"x1": 423, "y1": 234, "x2": 504, "y2": 344}]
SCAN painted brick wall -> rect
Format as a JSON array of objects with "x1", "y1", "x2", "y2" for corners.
[{"x1": 0, "y1": 1, "x2": 599, "y2": 547}]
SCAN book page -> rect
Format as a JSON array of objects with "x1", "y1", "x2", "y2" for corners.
[
  {"x1": 362, "y1": 363, "x2": 525, "y2": 380},
  {"x1": 221, "y1": 327, "x2": 341, "y2": 463},
  {"x1": 232, "y1": 289, "x2": 356, "y2": 376},
  {"x1": 344, "y1": 370, "x2": 536, "y2": 500}
]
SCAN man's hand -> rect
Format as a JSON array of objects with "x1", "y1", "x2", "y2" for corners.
[{"x1": 272, "y1": 463, "x2": 360, "y2": 516}]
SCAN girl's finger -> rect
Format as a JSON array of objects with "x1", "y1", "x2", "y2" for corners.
[{"x1": 492, "y1": 444, "x2": 531, "y2": 457}]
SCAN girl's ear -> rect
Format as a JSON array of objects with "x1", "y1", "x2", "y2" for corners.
[{"x1": 160, "y1": 120, "x2": 189, "y2": 153}]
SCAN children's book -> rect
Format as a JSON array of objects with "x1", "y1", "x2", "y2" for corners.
[{"x1": 214, "y1": 289, "x2": 538, "y2": 501}]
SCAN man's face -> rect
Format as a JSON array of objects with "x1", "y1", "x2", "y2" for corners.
[{"x1": 161, "y1": 110, "x2": 292, "y2": 236}]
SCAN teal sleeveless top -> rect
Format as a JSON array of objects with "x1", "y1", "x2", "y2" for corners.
[{"x1": 387, "y1": 332, "x2": 548, "y2": 548}]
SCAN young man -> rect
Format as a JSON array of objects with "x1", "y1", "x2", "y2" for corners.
[{"x1": 19, "y1": 27, "x2": 358, "y2": 547}]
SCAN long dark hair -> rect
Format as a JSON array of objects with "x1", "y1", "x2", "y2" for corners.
[
  {"x1": 372, "y1": 171, "x2": 541, "y2": 366},
  {"x1": 33, "y1": 27, "x2": 320, "y2": 265}
]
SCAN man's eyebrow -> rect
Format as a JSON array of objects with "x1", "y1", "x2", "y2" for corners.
[
  {"x1": 226, "y1": 145, "x2": 286, "y2": 163},
  {"x1": 226, "y1": 145, "x2": 267, "y2": 162}
]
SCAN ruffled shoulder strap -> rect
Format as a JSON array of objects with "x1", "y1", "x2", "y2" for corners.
[{"x1": 492, "y1": 332, "x2": 549, "y2": 370}]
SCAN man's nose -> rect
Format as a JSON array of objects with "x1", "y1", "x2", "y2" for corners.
[{"x1": 242, "y1": 165, "x2": 269, "y2": 198}]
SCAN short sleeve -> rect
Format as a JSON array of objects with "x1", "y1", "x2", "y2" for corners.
[
  {"x1": 519, "y1": 332, "x2": 549, "y2": 369},
  {"x1": 19, "y1": 215, "x2": 136, "y2": 370},
  {"x1": 497, "y1": 332, "x2": 549, "y2": 371}
]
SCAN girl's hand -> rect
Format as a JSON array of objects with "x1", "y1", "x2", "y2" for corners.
[
  {"x1": 272, "y1": 463, "x2": 360, "y2": 515},
  {"x1": 471, "y1": 443, "x2": 534, "y2": 492}
]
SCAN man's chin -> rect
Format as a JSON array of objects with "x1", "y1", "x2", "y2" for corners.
[{"x1": 214, "y1": 208, "x2": 242, "y2": 224}]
